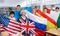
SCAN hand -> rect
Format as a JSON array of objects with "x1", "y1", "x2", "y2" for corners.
[{"x1": 1, "y1": 31, "x2": 9, "y2": 36}]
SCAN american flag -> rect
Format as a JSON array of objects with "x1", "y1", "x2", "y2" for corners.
[
  {"x1": 4, "y1": 20, "x2": 22, "y2": 35},
  {"x1": 0, "y1": 14, "x2": 23, "y2": 36}
]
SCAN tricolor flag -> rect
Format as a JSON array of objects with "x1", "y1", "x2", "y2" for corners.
[
  {"x1": 49, "y1": 11, "x2": 60, "y2": 22},
  {"x1": 36, "y1": 10, "x2": 57, "y2": 30},
  {"x1": 24, "y1": 10, "x2": 47, "y2": 36},
  {"x1": 49, "y1": 11, "x2": 60, "y2": 28}
]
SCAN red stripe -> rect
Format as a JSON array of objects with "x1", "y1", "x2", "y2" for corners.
[
  {"x1": 10, "y1": 21, "x2": 21, "y2": 26},
  {"x1": 8, "y1": 23, "x2": 21, "y2": 29},
  {"x1": 26, "y1": 21, "x2": 29, "y2": 34},
  {"x1": 35, "y1": 28, "x2": 46, "y2": 36},
  {"x1": 5, "y1": 27, "x2": 17, "y2": 34},
  {"x1": 0, "y1": 30, "x2": 4, "y2": 32},
  {"x1": 7, "y1": 27, "x2": 21, "y2": 32},
  {"x1": 0, "y1": 24, "x2": 5, "y2": 32},
  {"x1": 36, "y1": 10, "x2": 57, "y2": 26},
  {"x1": 6, "y1": 28, "x2": 17, "y2": 34},
  {"x1": 20, "y1": 25, "x2": 35, "y2": 28}
]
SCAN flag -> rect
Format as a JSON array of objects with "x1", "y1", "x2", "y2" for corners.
[
  {"x1": 25, "y1": 7, "x2": 32, "y2": 13},
  {"x1": 0, "y1": 24, "x2": 4, "y2": 32},
  {"x1": 0, "y1": 14, "x2": 46, "y2": 36},
  {"x1": 24, "y1": 10, "x2": 47, "y2": 36},
  {"x1": 49, "y1": 11, "x2": 60, "y2": 22},
  {"x1": 57, "y1": 14, "x2": 60, "y2": 28},
  {"x1": 0, "y1": 14, "x2": 22, "y2": 36},
  {"x1": 36, "y1": 10, "x2": 57, "y2": 30}
]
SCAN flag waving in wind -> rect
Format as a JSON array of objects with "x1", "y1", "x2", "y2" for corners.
[
  {"x1": 0, "y1": 10, "x2": 47, "y2": 36},
  {"x1": 0, "y1": 14, "x2": 22, "y2": 36},
  {"x1": 24, "y1": 10, "x2": 47, "y2": 36},
  {"x1": 36, "y1": 10, "x2": 57, "y2": 30}
]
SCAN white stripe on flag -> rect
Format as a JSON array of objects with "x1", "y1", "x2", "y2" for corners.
[
  {"x1": 4, "y1": 20, "x2": 22, "y2": 35},
  {"x1": 0, "y1": 24, "x2": 4, "y2": 31},
  {"x1": 9, "y1": 22, "x2": 20, "y2": 28},
  {"x1": 10, "y1": 20, "x2": 20, "y2": 24},
  {"x1": 8, "y1": 25, "x2": 21, "y2": 32},
  {"x1": 5, "y1": 27, "x2": 19, "y2": 34}
]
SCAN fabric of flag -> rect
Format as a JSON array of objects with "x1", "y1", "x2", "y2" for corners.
[
  {"x1": 0, "y1": 13, "x2": 46, "y2": 36},
  {"x1": 24, "y1": 10, "x2": 47, "y2": 36},
  {"x1": 25, "y1": 7, "x2": 32, "y2": 13},
  {"x1": 0, "y1": 14, "x2": 22, "y2": 36},
  {"x1": 49, "y1": 11, "x2": 60, "y2": 22},
  {"x1": 57, "y1": 14, "x2": 60, "y2": 28},
  {"x1": 36, "y1": 10, "x2": 57, "y2": 30},
  {"x1": 49, "y1": 11, "x2": 60, "y2": 28},
  {"x1": 0, "y1": 24, "x2": 4, "y2": 32}
]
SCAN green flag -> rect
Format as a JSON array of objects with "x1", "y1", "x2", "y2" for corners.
[{"x1": 57, "y1": 14, "x2": 60, "y2": 28}]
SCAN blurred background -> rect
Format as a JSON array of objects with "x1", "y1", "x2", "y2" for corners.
[{"x1": 0, "y1": 0, "x2": 60, "y2": 16}]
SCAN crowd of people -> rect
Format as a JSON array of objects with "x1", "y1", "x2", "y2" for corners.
[
  {"x1": 4, "y1": 5, "x2": 60, "y2": 23},
  {"x1": 0, "y1": 4, "x2": 60, "y2": 36}
]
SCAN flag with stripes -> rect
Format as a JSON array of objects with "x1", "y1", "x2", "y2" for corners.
[
  {"x1": 36, "y1": 10, "x2": 57, "y2": 30},
  {"x1": 0, "y1": 14, "x2": 22, "y2": 36},
  {"x1": 23, "y1": 10, "x2": 46, "y2": 36}
]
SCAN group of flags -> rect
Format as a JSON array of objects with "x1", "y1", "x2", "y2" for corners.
[
  {"x1": 0, "y1": 7, "x2": 60, "y2": 36},
  {"x1": 36, "y1": 10, "x2": 57, "y2": 30},
  {"x1": 0, "y1": 11, "x2": 46, "y2": 36}
]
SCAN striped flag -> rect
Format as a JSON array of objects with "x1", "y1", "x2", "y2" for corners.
[
  {"x1": 24, "y1": 10, "x2": 46, "y2": 36},
  {"x1": 4, "y1": 20, "x2": 22, "y2": 35},
  {"x1": 49, "y1": 11, "x2": 60, "y2": 28},
  {"x1": 36, "y1": 10, "x2": 57, "y2": 30},
  {"x1": 0, "y1": 14, "x2": 22, "y2": 36}
]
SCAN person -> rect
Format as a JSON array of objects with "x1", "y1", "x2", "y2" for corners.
[
  {"x1": 32, "y1": 8, "x2": 36, "y2": 15},
  {"x1": 43, "y1": 8, "x2": 48, "y2": 13},
  {"x1": 19, "y1": 10, "x2": 27, "y2": 23},
  {"x1": 47, "y1": 5, "x2": 55, "y2": 14},
  {"x1": 50, "y1": 7, "x2": 60, "y2": 22},
  {"x1": 9, "y1": 11, "x2": 16, "y2": 21},
  {"x1": 43, "y1": 5, "x2": 51, "y2": 14},
  {"x1": 55, "y1": 7, "x2": 60, "y2": 13},
  {"x1": 14, "y1": 5, "x2": 21, "y2": 21},
  {"x1": 19, "y1": 10, "x2": 32, "y2": 36},
  {"x1": 32, "y1": 6, "x2": 40, "y2": 17},
  {"x1": 50, "y1": 5, "x2": 55, "y2": 11}
]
